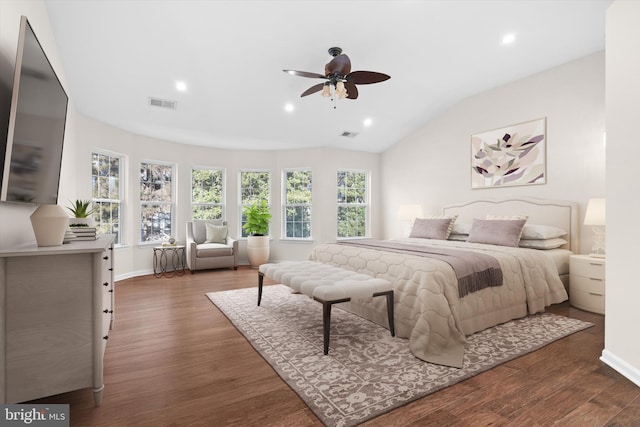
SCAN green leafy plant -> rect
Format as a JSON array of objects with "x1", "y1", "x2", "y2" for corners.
[
  {"x1": 242, "y1": 200, "x2": 271, "y2": 236},
  {"x1": 67, "y1": 200, "x2": 95, "y2": 218}
]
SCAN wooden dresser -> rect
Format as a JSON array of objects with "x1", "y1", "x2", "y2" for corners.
[
  {"x1": 569, "y1": 254, "x2": 605, "y2": 314},
  {"x1": 0, "y1": 234, "x2": 115, "y2": 405}
]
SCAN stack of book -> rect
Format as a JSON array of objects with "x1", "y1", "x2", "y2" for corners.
[{"x1": 70, "y1": 227, "x2": 97, "y2": 241}]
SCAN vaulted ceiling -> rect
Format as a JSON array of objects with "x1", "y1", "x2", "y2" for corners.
[{"x1": 45, "y1": 0, "x2": 611, "y2": 153}]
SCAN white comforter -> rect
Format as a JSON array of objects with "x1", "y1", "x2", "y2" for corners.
[{"x1": 308, "y1": 238, "x2": 568, "y2": 368}]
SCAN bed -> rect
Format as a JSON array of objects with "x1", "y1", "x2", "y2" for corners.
[{"x1": 307, "y1": 197, "x2": 578, "y2": 368}]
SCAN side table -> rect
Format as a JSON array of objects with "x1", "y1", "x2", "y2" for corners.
[
  {"x1": 569, "y1": 254, "x2": 605, "y2": 314},
  {"x1": 153, "y1": 245, "x2": 186, "y2": 278}
]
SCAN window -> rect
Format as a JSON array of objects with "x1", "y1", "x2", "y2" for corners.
[
  {"x1": 283, "y1": 169, "x2": 312, "y2": 239},
  {"x1": 191, "y1": 167, "x2": 224, "y2": 220},
  {"x1": 240, "y1": 171, "x2": 270, "y2": 237},
  {"x1": 337, "y1": 170, "x2": 368, "y2": 238},
  {"x1": 140, "y1": 161, "x2": 174, "y2": 242},
  {"x1": 91, "y1": 151, "x2": 123, "y2": 245}
]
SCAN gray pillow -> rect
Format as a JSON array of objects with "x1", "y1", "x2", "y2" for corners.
[
  {"x1": 205, "y1": 224, "x2": 228, "y2": 244},
  {"x1": 409, "y1": 217, "x2": 456, "y2": 240},
  {"x1": 467, "y1": 218, "x2": 527, "y2": 247}
]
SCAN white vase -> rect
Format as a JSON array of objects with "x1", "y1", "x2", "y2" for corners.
[
  {"x1": 30, "y1": 204, "x2": 69, "y2": 247},
  {"x1": 247, "y1": 235, "x2": 270, "y2": 267}
]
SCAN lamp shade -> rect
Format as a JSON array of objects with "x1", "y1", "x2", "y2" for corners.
[
  {"x1": 398, "y1": 204, "x2": 423, "y2": 222},
  {"x1": 584, "y1": 198, "x2": 606, "y2": 226}
]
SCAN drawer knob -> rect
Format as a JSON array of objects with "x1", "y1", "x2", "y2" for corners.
[
  {"x1": 108, "y1": 289, "x2": 113, "y2": 293},
  {"x1": 108, "y1": 268, "x2": 113, "y2": 271},
  {"x1": 103, "y1": 282, "x2": 109, "y2": 287},
  {"x1": 103, "y1": 256, "x2": 109, "y2": 260},
  {"x1": 103, "y1": 309, "x2": 109, "y2": 313},
  {"x1": 103, "y1": 335, "x2": 109, "y2": 340}
]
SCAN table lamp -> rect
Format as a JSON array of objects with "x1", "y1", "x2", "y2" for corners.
[{"x1": 584, "y1": 198, "x2": 606, "y2": 258}]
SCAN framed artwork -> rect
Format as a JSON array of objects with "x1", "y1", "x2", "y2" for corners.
[{"x1": 471, "y1": 117, "x2": 546, "y2": 189}]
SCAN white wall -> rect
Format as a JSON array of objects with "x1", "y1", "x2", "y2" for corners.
[
  {"x1": 381, "y1": 52, "x2": 606, "y2": 255},
  {"x1": 0, "y1": 0, "x2": 79, "y2": 250},
  {"x1": 74, "y1": 114, "x2": 381, "y2": 278},
  {"x1": 601, "y1": 0, "x2": 640, "y2": 387}
]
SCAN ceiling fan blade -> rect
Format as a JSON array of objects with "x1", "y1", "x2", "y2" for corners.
[
  {"x1": 347, "y1": 71, "x2": 391, "y2": 85},
  {"x1": 283, "y1": 69, "x2": 327, "y2": 79},
  {"x1": 344, "y1": 82, "x2": 358, "y2": 100},
  {"x1": 300, "y1": 83, "x2": 325, "y2": 97},
  {"x1": 325, "y1": 54, "x2": 351, "y2": 76}
]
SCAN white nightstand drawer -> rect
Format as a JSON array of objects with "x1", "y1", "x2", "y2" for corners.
[
  {"x1": 570, "y1": 288, "x2": 605, "y2": 314},
  {"x1": 570, "y1": 258, "x2": 605, "y2": 279},
  {"x1": 570, "y1": 275, "x2": 605, "y2": 295}
]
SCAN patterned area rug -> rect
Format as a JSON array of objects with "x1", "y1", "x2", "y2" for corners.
[{"x1": 207, "y1": 285, "x2": 592, "y2": 427}]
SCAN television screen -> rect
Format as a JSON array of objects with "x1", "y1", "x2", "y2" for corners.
[{"x1": 1, "y1": 16, "x2": 68, "y2": 205}]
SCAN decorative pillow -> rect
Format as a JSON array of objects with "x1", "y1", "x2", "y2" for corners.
[
  {"x1": 467, "y1": 218, "x2": 527, "y2": 247},
  {"x1": 205, "y1": 223, "x2": 228, "y2": 244},
  {"x1": 521, "y1": 224, "x2": 567, "y2": 240},
  {"x1": 409, "y1": 217, "x2": 457, "y2": 240},
  {"x1": 486, "y1": 214, "x2": 528, "y2": 240},
  {"x1": 518, "y1": 238, "x2": 568, "y2": 249}
]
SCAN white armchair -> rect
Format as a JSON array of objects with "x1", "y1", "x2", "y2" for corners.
[{"x1": 186, "y1": 220, "x2": 238, "y2": 272}]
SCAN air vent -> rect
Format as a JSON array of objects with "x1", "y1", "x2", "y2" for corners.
[
  {"x1": 148, "y1": 97, "x2": 177, "y2": 110},
  {"x1": 341, "y1": 131, "x2": 359, "y2": 138}
]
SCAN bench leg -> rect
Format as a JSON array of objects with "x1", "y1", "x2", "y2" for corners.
[
  {"x1": 322, "y1": 301, "x2": 332, "y2": 355},
  {"x1": 315, "y1": 297, "x2": 350, "y2": 355},
  {"x1": 258, "y1": 272, "x2": 264, "y2": 306},
  {"x1": 374, "y1": 290, "x2": 395, "y2": 336}
]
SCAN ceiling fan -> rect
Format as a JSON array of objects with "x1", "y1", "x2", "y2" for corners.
[{"x1": 283, "y1": 47, "x2": 390, "y2": 105}]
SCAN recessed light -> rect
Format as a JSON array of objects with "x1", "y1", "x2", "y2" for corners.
[
  {"x1": 284, "y1": 103, "x2": 294, "y2": 113},
  {"x1": 175, "y1": 81, "x2": 187, "y2": 91},
  {"x1": 502, "y1": 33, "x2": 516, "y2": 45},
  {"x1": 363, "y1": 118, "x2": 373, "y2": 127}
]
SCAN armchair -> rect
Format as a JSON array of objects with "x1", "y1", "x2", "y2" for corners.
[{"x1": 186, "y1": 220, "x2": 238, "y2": 272}]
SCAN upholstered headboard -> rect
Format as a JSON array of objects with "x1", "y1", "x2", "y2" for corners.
[{"x1": 442, "y1": 197, "x2": 579, "y2": 252}]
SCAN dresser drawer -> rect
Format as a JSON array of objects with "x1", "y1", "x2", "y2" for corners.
[
  {"x1": 570, "y1": 258, "x2": 605, "y2": 279},
  {"x1": 570, "y1": 288, "x2": 605, "y2": 314},
  {"x1": 570, "y1": 274, "x2": 605, "y2": 295}
]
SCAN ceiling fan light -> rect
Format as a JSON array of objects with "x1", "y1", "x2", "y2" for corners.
[
  {"x1": 335, "y1": 81, "x2": 348, "y2": 99},
  {"x1": 321, "y1": 84, "x2": 331, "y2": 97}
]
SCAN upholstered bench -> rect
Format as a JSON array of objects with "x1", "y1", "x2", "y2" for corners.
[{"x1": 258, "y1": 261, "x2": 395, "y2": 355}]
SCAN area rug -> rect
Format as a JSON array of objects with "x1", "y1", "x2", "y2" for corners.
[{"x1": 206, "y1": 285, "x2": 593, "y2": 427}]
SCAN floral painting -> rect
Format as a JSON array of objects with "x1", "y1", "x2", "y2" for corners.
[{"x1": 471, "y1": 118, "x2": 546, "y2": 189}]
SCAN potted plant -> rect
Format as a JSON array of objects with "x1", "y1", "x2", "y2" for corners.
[
  {"x1": 243, "y1": 199, "x2": 272, "y2": 267},
  {"x1": 67, "y1": 199, "x2": 96, "y2": 227}
]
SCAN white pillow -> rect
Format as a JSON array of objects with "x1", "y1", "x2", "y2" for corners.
[
  {"x1": 451, "y1": 222, "x2": 471, "y2": 235},
  {"x1": 205, "y1": 223, "x2": 228, "y2": 244},
  {"x1": 521, "y1": 224, "x2": 567, "y2": 240},
  {"x1": 518, "y1": 238, "x2": 567, "y2": 249}
]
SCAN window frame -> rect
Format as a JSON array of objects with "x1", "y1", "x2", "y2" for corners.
[
  {"x1": 139, "y1": 160, "x2": 176, "y2": 245},
  {"x1": 190, "y1": 166, "x2": 226, "y2": 220},
  {"x1": 91, "y1": 150, "x2": 125, "y2": 246},
  {"x1": 282, "y1": 168, "x2": 312, "y2": 240},
  {"x1": 336, "y1": 169, "x2": 370, "y2": 240},
  {"x1": 238, "y1": 169, "x2": 271, "y2": 238}
]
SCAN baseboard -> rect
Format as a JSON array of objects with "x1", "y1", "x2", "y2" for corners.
[{"x1": 600, "y1": 349, "x2": 640, "y2": 387}]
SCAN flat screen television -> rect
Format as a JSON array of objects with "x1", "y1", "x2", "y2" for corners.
[{"x1": 0, "y1": 15, "x2": 68, "y2": 205}]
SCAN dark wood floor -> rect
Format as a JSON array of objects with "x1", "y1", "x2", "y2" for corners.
[{"x1": 30, "y1": 266, "x2": 640, "y2": 426}]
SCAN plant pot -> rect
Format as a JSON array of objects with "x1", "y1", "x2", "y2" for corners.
[
  {"x1": 247, "y1": 235, "x2": 270, "y2": 268},
  {"x1": 69, "y1": 217, "x2": 95, "y2": 228}
]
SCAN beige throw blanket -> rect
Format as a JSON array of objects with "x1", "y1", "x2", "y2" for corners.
[{"x1": 309, "y1": 239, "x2": 568, "y2": 368}]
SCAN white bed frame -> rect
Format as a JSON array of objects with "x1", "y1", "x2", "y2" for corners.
[{"x1": 442, "y1": 197, "x2": 579, "y2": 253}]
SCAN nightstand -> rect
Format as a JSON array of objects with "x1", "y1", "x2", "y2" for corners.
[{"x1": 569, "y1": 254, "x2": 605, "y2": 314}]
